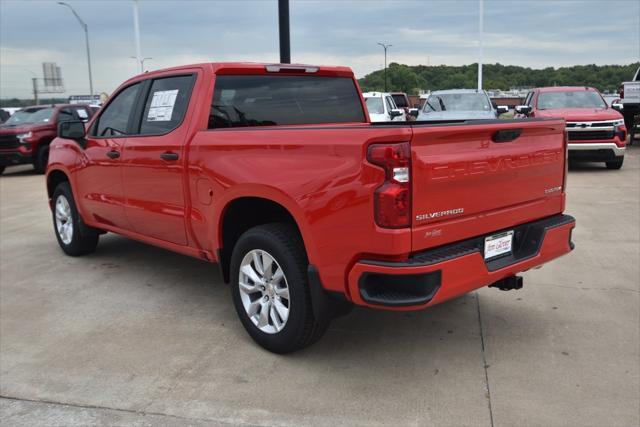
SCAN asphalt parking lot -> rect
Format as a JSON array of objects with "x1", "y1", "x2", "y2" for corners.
[{"x1": 1, "y1": 147, "x2": 639, "y2": 426}]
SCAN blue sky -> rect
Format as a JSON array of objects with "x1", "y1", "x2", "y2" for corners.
[{"x1": 1, "y1": 0, "x2": 639, "y2": 98}]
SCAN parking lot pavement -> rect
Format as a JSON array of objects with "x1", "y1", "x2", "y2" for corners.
[{"x1": 1, "y1": 147, "x2": 639, "y2": 427}]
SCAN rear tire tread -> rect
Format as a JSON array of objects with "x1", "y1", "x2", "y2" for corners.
[{"x1": 231, "y1": 223, "x2": 330, "y2": 353}]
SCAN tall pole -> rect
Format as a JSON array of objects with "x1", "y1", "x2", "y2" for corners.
[
  {"x1": 32, "y1": 78, "x2": 39, "y2": 105},
  {"x1": 278, "y1": 0, "x2": 290, "y2": 63},
  {"x1": 132, "y1": 0, "x2": 143, "y2": 73},
  {"x1": 377, "y1": 42, "x2": 392, "y2": 92},
  {"x1": 58, "y1": 2, "x2": 94, "y2": 96},
  {"x1": 478, "y1": 0, "x2": 484, "y2": 91}
]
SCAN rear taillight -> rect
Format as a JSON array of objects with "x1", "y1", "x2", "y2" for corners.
[
  {"x1": 618, "y1": 85, "x2": 624, "y2": 99},
  {"x1": 367, "y1": 142, "x2": 411, "y2": 228}
]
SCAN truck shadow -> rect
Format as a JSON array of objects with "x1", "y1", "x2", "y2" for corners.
[{"x1": 91, "y1": 233, "x2": 550, "y2": 356}]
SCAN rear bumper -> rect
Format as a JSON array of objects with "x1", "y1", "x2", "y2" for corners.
[
  {"x1": 568, "y1": 142, "x2": 625, "y2": 160},
  {"x1": 347, "y1": 214, "x2": 575, "y2": 310}
]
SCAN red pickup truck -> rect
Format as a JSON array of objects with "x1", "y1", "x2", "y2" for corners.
[
  {"x1": 0, "y1": 104, "x2": 93, "y2": 175},
  {"x1": 515, "y1": 87, "x2": 627, "y2": 169},
  {"x1": 46, "y1": 63, "x2": 575, "y2": 353}
]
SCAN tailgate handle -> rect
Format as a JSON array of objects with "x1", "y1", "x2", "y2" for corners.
[{"x1": 492, "y1": 129, "x2": 522, "y2": 143}]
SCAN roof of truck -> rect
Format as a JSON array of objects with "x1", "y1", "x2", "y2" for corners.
[
  {"x1": 536, "y1": 86, "x2": 598, "y2": 93},
  {"x1": 124, "y1": 62, "x2": 355, "y2": 83}
]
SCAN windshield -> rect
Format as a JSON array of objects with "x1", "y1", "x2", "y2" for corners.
[
  {"x1": 537, "y1": 91, "x2": 606, "y2": 109},
  {"x1": 423, "y1": 93, "x2": 491, "y2": 112},
  {"x1": 4, "y1": 107, "x2": 54, "y2": 125},
  {"x1": 365, "y1": 97, "x2": 385, "y2": 114}
]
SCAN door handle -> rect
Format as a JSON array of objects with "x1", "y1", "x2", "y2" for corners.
[
  {"x1": 160, "y1": 152, "x2": 179, "y2": 161},
  {"x1": 492, "y1": 129, "x2": 523, "y2": 143},
  {"x1": 106, "y1": 150, "x2": 120, "y2": 159}
]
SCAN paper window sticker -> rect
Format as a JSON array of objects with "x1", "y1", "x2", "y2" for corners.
[{"x1": 147, "y1": 89, "x2": 179, "y2": 122}]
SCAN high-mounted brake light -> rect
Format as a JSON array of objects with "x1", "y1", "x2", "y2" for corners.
[
  {"x1": 265, "y1": 65, "x2": 319, "y2": 73},
  {"x1": 367, "y1": 142, "x2": 411, "y2": 228}
]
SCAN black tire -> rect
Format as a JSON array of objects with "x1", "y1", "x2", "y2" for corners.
[
  {"x1": 34, "y1": 144, "x2": 50, "y2": 174},
  {"x1": 0, "y1": 165, "x2": 5, "y2": 175},
  {"x1": 606, "y1": 157, "x2": 624, "y2": 170},
  {"x1": 230, "y1": 223, "x2": 330, "y2": 353},
  {"x1": 52, "y1": 182, "x2": 99, "y2": 256}
]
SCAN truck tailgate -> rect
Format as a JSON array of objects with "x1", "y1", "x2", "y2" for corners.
[{"x1": 410, "y1": 119, "x2": 567, "y2": 252}]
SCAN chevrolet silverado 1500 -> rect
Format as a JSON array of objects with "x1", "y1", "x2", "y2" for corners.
[
  {"x1": 46, "y1": 62, "x2": 575, "y2": 353},
  {"x1": 0, "y1": 104, "x2": 93, "y2": 175},
  {"x1": 516, "y1": 86, "x2": 627, "y2": 169}
]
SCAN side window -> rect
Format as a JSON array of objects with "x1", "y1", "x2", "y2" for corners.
[
  {"x1": 385, "y1": 96, "x2": 395, "y2": 113},
  {"x1": 139, "y1": 75, "x2": 195, "y2": 135},
  {"x1": 94, "y1": 83, "x2": 141, "y2": 137},
  {"x1": 526, "y1": 92, "x2": 534, "y2": 106},
  {"x1": 57, "y1": 108, "x2": 75, "y2": 123}
]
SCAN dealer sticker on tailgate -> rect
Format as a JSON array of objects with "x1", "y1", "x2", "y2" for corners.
[{"x1": 484, "y1": 231, "x2": 514, "y2": 260}]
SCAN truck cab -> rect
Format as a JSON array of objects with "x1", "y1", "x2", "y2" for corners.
[{"x1": 516, "y1": 86, "x2": 627, "y2": 169}]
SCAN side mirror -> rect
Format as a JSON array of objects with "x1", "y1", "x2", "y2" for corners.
[
  {"x1": 408, "y1": 108, "x2": 419, "y2": 118},
  {"x1": 611, "y1": 102, "x2": 623, "y2": 112},
  {"x1": 58, "y1": 120, "x2": 86, "y2": 141},
  {"x1": 389, "y1": 109, "x2": 403, "y2": 119},
  {"x1": 496, "y1": 105, "x2": 509, "y2": 115},
  {"x1": 515, "y1": 105, "x2": 532, "y2": 115}
]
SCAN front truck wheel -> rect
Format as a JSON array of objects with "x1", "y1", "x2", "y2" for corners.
[
  {"x1": 34, "y1": 144, "x2": 50, "y2": 174},
  {"x1": 52, "y1": 182, "x2": 100, "y2": 256},
  {"x1": 230, "y1": 223, "x2": 330, "y2": 353},
  {"x1": 606, "y1": 156, "x2": 624, "y2": 170}
]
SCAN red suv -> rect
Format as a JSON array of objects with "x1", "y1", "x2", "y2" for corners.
[
  {"x1": 516, "y1": 87, "x2": 627, "y2": 169},
  {"x1": 0, "y1": 104, "x2": 93, "y2": 174}
]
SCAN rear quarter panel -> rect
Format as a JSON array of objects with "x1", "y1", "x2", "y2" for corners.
[{"x1": 187, "y1": 125, "x2": 412, "y2": 294}]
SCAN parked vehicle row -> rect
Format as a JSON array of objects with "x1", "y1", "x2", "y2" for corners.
[{"x1": 46, "y1": 62, "x2": 575, "y2": 353}]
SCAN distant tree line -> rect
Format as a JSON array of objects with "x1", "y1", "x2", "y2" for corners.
[{"x1": 358, "y1": 62, "x2": 640, "y2": 95}]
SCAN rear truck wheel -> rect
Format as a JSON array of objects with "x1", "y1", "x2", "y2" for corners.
[
  {"x1": 230, "y1": 223, "x2": 330, "y2": 353},
  {"x1": 52, "y1": 182, "x2": 100, "y2": 256},
  {"x1": 606, "y1": 156, "x2": 624, "y2": 170},
  {"x1": 34, "y1": 144, "x2": 50, "y2": 174}
]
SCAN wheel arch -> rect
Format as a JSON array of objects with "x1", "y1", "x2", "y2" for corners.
[
  {"x1": 217, "y1": 196, "x2": 311, "y2": 284},
  {"x1": 46, "y1": 168, "x2": 71, "y2": 204}
]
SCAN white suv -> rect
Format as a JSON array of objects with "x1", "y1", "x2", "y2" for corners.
[{"x1": 363, "y1": 92, "x2": 405, "y2": 122}]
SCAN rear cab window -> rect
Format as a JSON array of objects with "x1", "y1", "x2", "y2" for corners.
[{"x1": 209, "y1": 75, "x2": 366, "y2": 128}]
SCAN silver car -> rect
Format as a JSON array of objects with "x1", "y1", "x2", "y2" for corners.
[{"x1": 417, "y1": 89, "x2": 507, "y2": 121}]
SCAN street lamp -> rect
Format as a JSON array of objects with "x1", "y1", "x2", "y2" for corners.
[
  {"x1": 58, "y1": 2, "x2": 94, "y2": 97},
  {"x1": 130, "y1": 56, "x2": 152, "y2": 73},
  {"x1": 377, "y1": 42, "x2": 392, "y2": 92}
]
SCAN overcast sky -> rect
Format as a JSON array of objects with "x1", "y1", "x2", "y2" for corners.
[{"x1": 1, "y1": 0, "x2": 639, "y2": 98}]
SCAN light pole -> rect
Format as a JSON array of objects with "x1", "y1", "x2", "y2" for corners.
[
  {"x1": 478, "y1": 0, "x2": 484, "y2": 91},
  {"x1": 58, "y1": 2, "x2": 94, "y2": 97},
  {"x1": 130, "y1": 56, "x2": 152, "y2": 73},
  {"x1": 377, "y1": 42, "x2": 392, "y2": 92}
]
